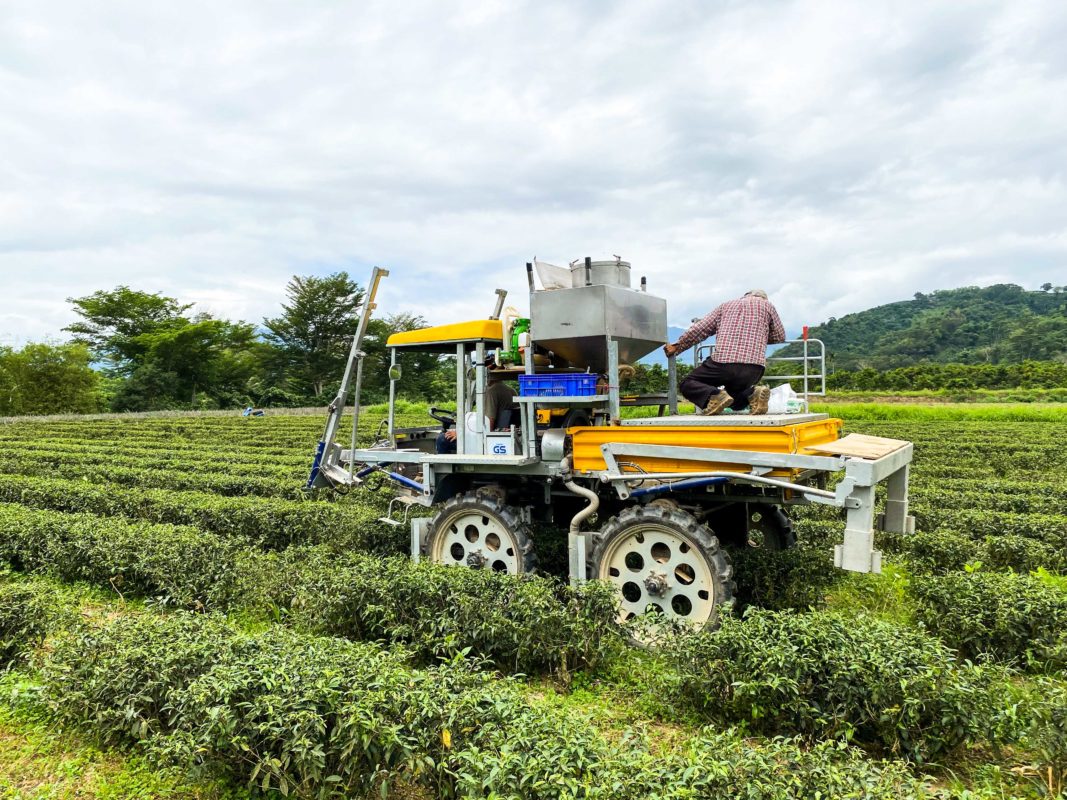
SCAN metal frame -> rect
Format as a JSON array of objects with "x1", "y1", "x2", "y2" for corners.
[
  {"x1": 695, "y1": 337, "x2": 826, "y2": 409},
  {"x1": 311, "y1": 268, "x2": 914, "y2": 587}
]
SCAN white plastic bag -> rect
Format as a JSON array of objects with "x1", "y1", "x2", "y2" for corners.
[{"x1": 767, "y1": 383, "x2": 797, "y2": 414}]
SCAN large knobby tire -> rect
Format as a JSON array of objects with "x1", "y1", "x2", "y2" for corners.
[
  {"x1": 712, "y1": 503, "x2": 797, "y2": 551},
  {"x1": 590, "y1": 504, "x2": 734, "y2": 633},
  {"x1": 424, "y1": 489, "x2": 537, "y2": 574}
]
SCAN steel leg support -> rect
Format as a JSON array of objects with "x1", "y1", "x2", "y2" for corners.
[
  {"x1": 881, "y1": 464, "x2": 914, "y2": 534},
  {"x1": 834, "y1": 485, "x2": 882, "y2": 573},
  {"x1": 568, "y1": 531, "x2": 590, "y2": 586}
]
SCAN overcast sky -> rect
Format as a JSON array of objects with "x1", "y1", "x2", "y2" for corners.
[{"x1": 1, "y1": 0, "x2": 1065, "y2": 347}]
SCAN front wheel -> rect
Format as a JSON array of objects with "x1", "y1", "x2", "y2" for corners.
[
  {"x1": 425, "y1": 490, "x2": 537, "y2": 574},
  {"x1": 590, "y1": 505, "x2": 734, "y2": 633}
]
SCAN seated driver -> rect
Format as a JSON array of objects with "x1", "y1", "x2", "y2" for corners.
[{"x1": 436, "y1": 366, "x2": 517, "y2": 454}]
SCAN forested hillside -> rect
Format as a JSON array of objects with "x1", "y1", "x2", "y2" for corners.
[{"x1": 788, "y1": 284, "x2": 1067, "y2": 370}]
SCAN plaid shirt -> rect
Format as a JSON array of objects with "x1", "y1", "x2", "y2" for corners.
[{"x1": 675, "y1": 296, "x2": 786, "y2": 366}]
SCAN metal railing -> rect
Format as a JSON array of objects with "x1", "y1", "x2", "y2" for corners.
[{"x1": 694, "y1": 337, "x2": 826, "y2": 410}]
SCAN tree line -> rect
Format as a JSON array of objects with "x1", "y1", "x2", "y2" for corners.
[
  {"x1": 4, "y1": 276, "x2": 1065, "y2": 416},
  {"x1": 1, "y1": 273, "x2": 452, "y2": 416}
]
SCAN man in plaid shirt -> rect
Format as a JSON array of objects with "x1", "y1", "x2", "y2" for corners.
[{"x1": 664, "y1": 289, "x2": 785, "y2": 415}]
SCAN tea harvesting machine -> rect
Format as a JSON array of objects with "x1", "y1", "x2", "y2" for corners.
[{"x1": 308, "y1": 260, "x2": 915, "y2": 630}]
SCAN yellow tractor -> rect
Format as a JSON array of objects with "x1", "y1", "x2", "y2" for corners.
[{"x1": 309, "y1": 259, "x2": 914, "y2": 630}]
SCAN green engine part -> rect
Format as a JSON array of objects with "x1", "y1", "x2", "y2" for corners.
[{"x1": 501, "y1": 317, "x2": 530, "y2": 364}]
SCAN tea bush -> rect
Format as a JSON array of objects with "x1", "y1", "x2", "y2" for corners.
[
  {"x1": 0, "y1": 503, "x2": 241, "y2": 609},
  {"x1": 0, "y1": 474, "x2": 398, "y2": 554},
  {"x1": 672, "y1": 609, "x2": 997, "y2": 761},
  {"x1": 41, "y1": 612, "x2": 240, "y2": 741},
  {"x1": 448, "y1": 708, "x2": 927, "y2": 800},
  {"x1": 898, "y1": 529, "x2": 979, "y2": 574},
  {"x1": 0, "y1": 580, "x2": 54, "y2": 665},
  {"x1": 729, "y1": 545, "x2": 840, "y2": 611},
  {"x1": 1024, "y1": 679, "x2": 1067, "y2": 797},
  {"x1": 283, "y1": 549, "x2": 621, "y2": 674},
  {"x1": 983, "y1": 535, "x2": 1065, "y2": 573},
  {"x1": 913, "y1": 572, "x2": 1067, "y2": 670},
  {"x1": 161, "y1": 628, "x2": 483, "y2": 798},
  {"x1": 0, "y1": 453, "x2": 302, "y2": 499}
]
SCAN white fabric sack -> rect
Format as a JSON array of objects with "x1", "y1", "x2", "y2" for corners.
[
  {"x1": 534, "y1": 259, "x2": 571, "y2": 290},
  {"x1": 767, "y1": 383, "x2": 797, "y2": 414}
]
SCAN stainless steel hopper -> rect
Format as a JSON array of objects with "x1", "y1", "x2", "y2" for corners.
[{"x1": 530, "y1": 259, "x2": 667, "y2": 372}]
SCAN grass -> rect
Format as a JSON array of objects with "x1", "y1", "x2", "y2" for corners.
[{"x1": 810, "y1": 401, "x2": 1067, "y2": 422}]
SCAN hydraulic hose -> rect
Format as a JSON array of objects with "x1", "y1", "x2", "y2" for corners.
[{"x1": 561, "y1": 456, "x2": 600, "y2": 534}]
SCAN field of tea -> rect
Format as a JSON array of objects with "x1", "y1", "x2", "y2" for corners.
[{"x1": 1, "y1": 405, "x2": 1065, "y2": 799}]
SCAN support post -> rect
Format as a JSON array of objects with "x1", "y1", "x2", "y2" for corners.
[
  {"x1": 491, "y1": 289, "x2": 507, "y2": 320},
  {"x1": 455, "y1": 343, "x2": 466, "y2": 455},
  {"x1": 607, "y1": 337, "x2": 621, "y2": 424},
  {"x1": 667, "y1": 353, "x2": 678, "y2": 415},
  {"x1": 834, "y1": 484, "x2": 882, "y2": 573},
  {"x1": 474, "y1": 341, "x2": 486, "y2": 454},
  {"x1": 882, "y1": 464, "x2": 912, "y2": 534},
  {"x1": 387, "y1": 348, "x2": 397, "y2": 443},
  {"x1": 568, "y1": 531, "x2": 588, "y2": 586}
]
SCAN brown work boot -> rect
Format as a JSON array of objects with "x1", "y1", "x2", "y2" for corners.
[
  {"x1": 702, "y1": 392, "x2": 733, "y2": 415},
  {"x1": 748, "y1": 384, "x2": 770, "y2": 415}
]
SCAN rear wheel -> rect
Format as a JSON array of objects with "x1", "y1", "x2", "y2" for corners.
[
  {"x1": 425, "y1": 489, "x2": 536, "y2": 574},
  {"x1": 712, "y1": 503, "x2": 796, "y2": 551},
  {"x1": 591, "y1": 505, "x2": 734, "y2": 633}
]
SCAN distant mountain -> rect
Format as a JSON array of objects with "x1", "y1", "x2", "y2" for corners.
[{"x1": 779, "y1": 284, "x2": 1067, "y2": 371}]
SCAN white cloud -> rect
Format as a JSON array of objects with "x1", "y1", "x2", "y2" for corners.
[{"x1": 1, "y1": 0, "x2": 1064, "y2": 348}]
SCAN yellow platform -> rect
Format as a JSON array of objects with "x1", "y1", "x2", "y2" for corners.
[
  {"x1": 387, "y1": 319, "x2": 504, "y2": 351},
  {"x1": 568, "y1": 416, "x2": 843, "y2": 476}
]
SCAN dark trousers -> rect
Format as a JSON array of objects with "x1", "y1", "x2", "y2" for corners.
[{"x1": 680, "y1": 359, "x2": 764, "y2": 411}]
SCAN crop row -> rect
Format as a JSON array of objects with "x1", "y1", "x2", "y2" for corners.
[
  {"x1": 0, "y1": 453, "x2": 304, "y2": 499},
  {"x1": 1, "y1": 438, "x2": 313, "y2": 470},
  {"x1": 29, "y1": 609, "x2": 933, "y2": 799},
  {"x1": 0, "y1": 474, "x2": 393, "y2": 552},
  {"x1": 0, "y1": 503, "x2": 615, "y2": 674},
  {"x1": 908, "y1": 505, "x2": 1067, "y2": 547},
  {"x1": 910, "y1": 487, "x2": 1067, "y2": 516}
]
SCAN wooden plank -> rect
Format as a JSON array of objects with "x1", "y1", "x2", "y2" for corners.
[{"x1": 807, "y1": 433, "x2": 908, "y2": 459}]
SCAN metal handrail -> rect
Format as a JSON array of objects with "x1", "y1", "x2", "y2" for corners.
[{"x1": 693, "y1": 337, "x2": 826, "y2": 410}]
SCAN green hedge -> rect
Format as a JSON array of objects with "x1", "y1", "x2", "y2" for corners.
[
  {"x1": 0, "y1": 503, "x2": 241, "y2": 610},
  {"x1": 0, "y1": 580, "x2": 54, "y2": 665},
  {"x1": 729, "y1": 545, "x2": 840, "y2": 611},
  {"x1": 672, "y1": 609, "x2": 998, "y2": 762},
  {"x1": 0, "y1": 474, "x2": 397, "y2": 554},
  {"x1": 40, "y1": 611, "x2": 927, "y2": 800},
  {"x1": 277, "y1": 549, "x2": 621, "y2": 674},
  {"x1": 447, "y1": 708, "x2": 925, "y2": 800},
  {"x1": 0, "y1": 454, "x2": 302, "y2": 499},
  {"x1": 913, "y1": 572, "x2": 1067, "y2": 670},
  {"x1": 0, "y1": 507, "x2": 618, "y2": 675}
]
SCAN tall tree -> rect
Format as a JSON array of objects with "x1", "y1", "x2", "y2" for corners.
[
  {"x1": 263, "y1": 273, "x2": 364, "y2": 398},
  {"x1": 0, "y1": 342, "x2": 101, "y2": 416},
  {"x1": 65, "y1": 286, "x2": 268, "y2": 411},
  {"x1": 64, "y1": 287, "x2": 192, "y2": 371}
]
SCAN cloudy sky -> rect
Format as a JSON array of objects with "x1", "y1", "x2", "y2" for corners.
[{"x1": 1, "y1": 0, "x2": 1065, "y2": 346}]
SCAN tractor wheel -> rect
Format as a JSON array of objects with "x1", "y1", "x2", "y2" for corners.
[
  {"x1": 425, "y1": 490, "x2": 537, "y2": 574},
  {"x1": 590, "y1": 504, "x2": 734, "y2": 633},
  {"x1": 712, "y1": 503, "x2": 796, "y2": 551}
]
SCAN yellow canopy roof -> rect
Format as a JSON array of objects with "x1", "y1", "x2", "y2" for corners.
[{"x1": 387, "y1": 319, "x2": 504, "y2": 351}]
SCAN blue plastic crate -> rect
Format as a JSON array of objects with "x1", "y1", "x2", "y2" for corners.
[{"x1": 518, "y1": 373, "x2": 597, "y2": 397}]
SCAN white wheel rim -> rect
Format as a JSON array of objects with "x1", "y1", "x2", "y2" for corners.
[
  {"x1": 430, "y1": 508, "x2": 521, "y2": 573},
  {"x1": 598, "y1": 523, "x2": 716, "y2": 626}
]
